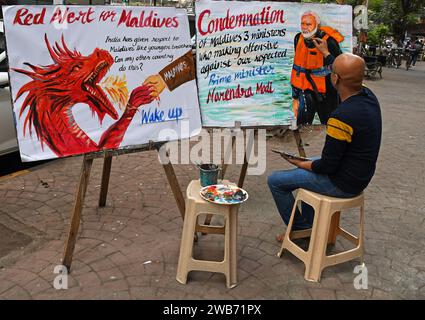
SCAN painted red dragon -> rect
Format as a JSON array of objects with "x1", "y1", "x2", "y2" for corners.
[{"x1": 13, "y1": 35, "x2": 155, "y2": 157}]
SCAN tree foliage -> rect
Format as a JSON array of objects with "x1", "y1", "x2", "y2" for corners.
[
  {"x1": 367, "y1": 23, "x2": 390, "y2": 45},
  {"x1": 369, "y1": 0, "x2": 424, "y2": 41},
  {"x1": 303, "y1": 0, "x2": 425, "y2": 40}
]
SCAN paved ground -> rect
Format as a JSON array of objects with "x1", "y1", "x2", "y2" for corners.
[{"x1": 0, "y1": 62, "x2": 424, "y2": 300}]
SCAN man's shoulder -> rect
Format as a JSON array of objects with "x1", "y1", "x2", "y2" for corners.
[
  {"x1": 334, "y1": 88, "x2": 380, "y2": 121},
  {"x1": 329, "y1": 107, "x2": 348, "y2": 123},
  {"x1": 325, "y1": 36, "x2": 342, "y2": 56},
  {"x1": 294, "y1": 33, "x2": 301, "y2": 45},
  {"x1": 360, "y1": 86, "x2": 380, "y2": 105},
  {"x1": 326, "y1": 36, "x2": 339, "y2": 44},
  {"x1": 328, "y1": 103, "x2": 353, "y2": 127},
  {"x1": 325, "y1": 37, "x2": 341, "y2": 52}
]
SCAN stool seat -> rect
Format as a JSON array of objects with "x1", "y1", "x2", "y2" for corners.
[
  {"x1": 278, "y1": 188, "x2": 365, "y2": 282},
  {"x1": 176, "y1": 180, "x2": 239, "y2": 288}
]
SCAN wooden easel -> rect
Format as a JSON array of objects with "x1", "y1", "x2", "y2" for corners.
[
  {"x1": 201, "y1": 122, "x2": 250, "y2": 228},
  {"x1": 63, "y1": 125, "x2": 307, "y2": 270},
  {"x1": 62, "y1": 141, "x2": 186, "y2": 271},
  {"x1": 215, "y1": 125, "x2": 307, "y2": 183},
  {"x1": 202, "y1": 123, "x2": 306, "y2": 228},
  {"x1": 292, "y1": 128, "x2": 307, "y2": 158}
]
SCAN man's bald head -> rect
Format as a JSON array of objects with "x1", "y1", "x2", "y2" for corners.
[{"x1": 332, "y1": 53, "x2": 365, "y2": 92}]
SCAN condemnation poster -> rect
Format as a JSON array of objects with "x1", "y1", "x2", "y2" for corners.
[
  {"x1": 3, "y1": 5, "x2": 201, "y2": 161},
  {"x1": 196, "y1": 0, "x2": 352, "y2": 127}
]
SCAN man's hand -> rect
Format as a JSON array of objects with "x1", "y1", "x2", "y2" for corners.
[
  {"x1": 312, "y1": 38, "x2": 330, "y2": 58},
  {"x1": 143, "y1": 74, "x2": 167, "y2": 96},
  {"x1": 287, "y1": 159, "x2": 313, "y2": 171}
]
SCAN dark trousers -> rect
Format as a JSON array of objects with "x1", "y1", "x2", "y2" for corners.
[{"x1": 297, "y1": 89, "x2": 339, "y2": 125}]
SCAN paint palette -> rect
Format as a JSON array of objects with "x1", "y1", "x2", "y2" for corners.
[{"x1": 200, "y1": 184, "x2": 248, "y2": 205}]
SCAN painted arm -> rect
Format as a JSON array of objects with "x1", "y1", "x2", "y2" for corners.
[
  {"x1": 142, "y1": 50, "x2": 196, "y2": 95},
  {"x1": 98, "y1": 85, "x2": 156, "y2": 150},
  {"x1": 98, "y1": 50, "x2": 195, "y2": 150}
]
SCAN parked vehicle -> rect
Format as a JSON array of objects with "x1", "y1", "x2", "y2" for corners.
[
  {"x1": 405, "y1": 48, "x2": 415, "y2": 70},
  {"x1": 0, "y1": 20, "x2": 19, "y2": 157},
  {"x1": 386, "y1": 48, "x2": 403, "y2": 69}
]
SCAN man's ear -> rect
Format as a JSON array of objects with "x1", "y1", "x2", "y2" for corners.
[{"x1": 331, "y1": 72, "x2": 339, "y2": 88}]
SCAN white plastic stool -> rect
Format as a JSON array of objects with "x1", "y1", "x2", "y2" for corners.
[
  {"x1": 176, "y1": 180, "x2": 239, "y2": 288},
  {"x1": 278, "y1": 189, "x2": 365, "y2": 282}
]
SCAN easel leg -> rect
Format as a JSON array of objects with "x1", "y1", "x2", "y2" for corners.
[
  {"x1": 238, "y1": 155, "x2": 249, "y2": 188},
  {"x1": 99, "y1": 154, "x2": 113, "y2": 207},
  {"x1": 293, "y1": 128, "x2": 307, "y2": 158},
  {"x1": 63, "y1": 156, "x2": 93, "y2": 271},
  {"x1": 203, "y1": 129, "x2": 251, "y2": 230},
  {"x1": 238, "y1": 129, "x2": 255, "y2": 188},
  {"x1": 276, "y1": 128, "x2": 308, "y2": 242},
  {"x1": 203, "y1": 135, "x2": 236, "y2": 229},
  {"x1": 160, "y1": 155, "x2": 186, "y2": 220},
  {"x1": 220, "y1": 135, "x2": 236, "y2": 180}
]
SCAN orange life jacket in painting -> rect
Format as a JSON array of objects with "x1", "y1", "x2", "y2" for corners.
[{"x1": 291, "y1": 26, "x2": 344, "y2": 93}]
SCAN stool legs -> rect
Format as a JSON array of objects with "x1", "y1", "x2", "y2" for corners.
[
  {"x1": 304, "y1": 203, "x2": 334, "y2": 282},
  {"x1": 177, "y1": 204, "x2": 239, "y2": 288},
  {"x1": 176, "y1": 201, "x2": 197, "y2": 284},
  {"x1": 278, "y1": 198, "x2": 299, "y2": 258},
  {"x1": 226, "y1": 207, "x2": 238, "y2": 288},
  {"x1": 327, "y1": 211, "x2": 340, "y2": 245},
  {"x1": 359, "y1": 204, "x2": 365, "y2": 265},
  {"x1": 278, "y1": 190, "x2": 365, "y2": 282}
]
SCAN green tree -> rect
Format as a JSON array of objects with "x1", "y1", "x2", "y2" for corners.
[
  {"x1": 297, "y1": 0, "x2": 424, "y2": 41},
  {"x1": 367, "y1": 23, "x2": 390, "y2": 46},
  {"x1": 367, "y1": 0, "x2": 424, "y2": 41}
]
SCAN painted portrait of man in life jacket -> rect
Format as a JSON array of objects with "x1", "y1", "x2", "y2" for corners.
[{"x1": 291, "y1": 11, "x2": 344, "y2": 126}]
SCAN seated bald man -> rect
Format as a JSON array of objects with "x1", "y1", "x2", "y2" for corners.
[{"x1": 268, "y1": 53, "x2": 382, "y2": 236}]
